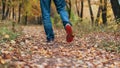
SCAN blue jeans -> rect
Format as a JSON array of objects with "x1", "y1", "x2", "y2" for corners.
[{"x1": 40, "y1": 0, "x2": 71, "y2": 41}]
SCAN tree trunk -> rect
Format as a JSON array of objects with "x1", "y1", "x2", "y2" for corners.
[
  {"x1": 95, "y1": 0, "x2": 103, "y2": 25},
  {"x1": 2, "y1": 0, "x2": 6, "y2": 20},
  {"x1": 18, "y1": 3, "x2": 22, "y2": 23},
  {"x1": 75, "y1": 0, "x2": 80, "y2": 17},
  {"x1": 102, "y1": 0, "x2": 107, "y2": 25},
  {"x1": 110, "y1": 0, "x2": 120, "y2": 23},
  {"x1": 95, "y1": 5, "x2": 101, "y2": 26},
  {"x1": 88, "y1": 0, "x2": 94, "y2": 24},
  {"x1": 5, "y1": 6, "x2": 10, "y2": 19},
  {"x1": 80, "y1": 0, "x2": 84, "y2": 19},
  {"x1": 4, "y1": 0, "x2": 10, "y2": 20},
  {"x1": 68, "y1": 0, "x2": 71, "y2": 18},
  {"x1": 12, "y1": 7, "x2": 15, "y2": 20}
]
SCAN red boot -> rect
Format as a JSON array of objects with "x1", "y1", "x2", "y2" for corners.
[{"x1": 65, "y1": 24, "x2": 74, "y2": 42}]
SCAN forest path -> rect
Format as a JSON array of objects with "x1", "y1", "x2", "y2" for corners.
[{"x1": 1, "y1": 25, "x2": 120, "y2": 68}]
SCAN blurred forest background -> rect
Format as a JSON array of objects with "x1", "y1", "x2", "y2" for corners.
[
  {"x1": 0, "y1": 0, "x2": 120, "y2": 68},
  {"x1": 0, "y1": 0, "x2": 120, "y2": 25}
]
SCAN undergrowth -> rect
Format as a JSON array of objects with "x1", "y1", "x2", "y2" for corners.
[{"x1": 0, "y1": 20, "x2": 22, "y2": 43}]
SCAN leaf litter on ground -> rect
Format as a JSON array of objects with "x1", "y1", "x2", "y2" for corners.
[{"x1": 0, "y1": 26, "x2": 120, "y2": 68}]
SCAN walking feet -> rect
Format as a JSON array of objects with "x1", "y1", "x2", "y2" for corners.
[
  {"x1": 46, "y1": 23, "x2": 74, "y2": 43},
  {"x1": 47, "y1": 38, "x2": 54, "y2": 45},
  {"x1": 65, "y1": 24, "x2": 74, "y2": 42}
]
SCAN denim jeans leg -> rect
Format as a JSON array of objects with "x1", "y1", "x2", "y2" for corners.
[
  {"x1": 40, "y1": 0, "x2": 54, "y2": 41},
  {"x1": 53, "y1": 0, "x2": 72, "y2": 27}
]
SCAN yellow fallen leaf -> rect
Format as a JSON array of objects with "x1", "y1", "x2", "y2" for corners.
[
  {"x1": 4, "y1": 34, "x2": 10, "y2": 39},
  {"x1": 0, "y1": 56, "x2": 6, "y2": 64},
  {"x1": 1, "y1": 59, "x2": 6, "y2": 64}
]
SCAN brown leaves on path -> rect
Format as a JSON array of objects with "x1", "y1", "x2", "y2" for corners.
[{"x1": 0, "y1": 25, "x2": 120, "y2": 68}]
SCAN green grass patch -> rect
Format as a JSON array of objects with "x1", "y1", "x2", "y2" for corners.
[
  {"x1": 0, "y1": 21, "x2": 22, "y2": 43},
  {"x1": 0, "y1": 27, "x2": 18, "y2": 41}
]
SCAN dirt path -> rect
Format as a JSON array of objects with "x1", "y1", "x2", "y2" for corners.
[{"x1": 1, "y1": 26, "x2": 120, "y2": 68}]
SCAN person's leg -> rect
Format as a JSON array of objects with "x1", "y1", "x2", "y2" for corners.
[
  {"x1": 53, "y1": 0, "x2": 71, "y2": 26},
  {"x1": 53, "y1": 0, "x2": 74, "y2": 42},
  {"x1": 40, "y1": 0, "x2": 54, "y2": 42}
]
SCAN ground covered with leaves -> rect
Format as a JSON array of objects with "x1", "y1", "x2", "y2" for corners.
[{"x1": 0, "y1": 26, "x2": 120, "y2": 68}]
